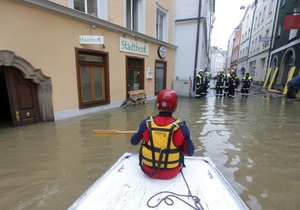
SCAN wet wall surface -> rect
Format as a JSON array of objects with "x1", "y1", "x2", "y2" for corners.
[{"x1": 0, "y1": 88, "x2": 300, "y2": 210}]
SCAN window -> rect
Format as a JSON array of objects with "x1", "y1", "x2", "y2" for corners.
[
  {"x1": 262, "y1": 7, "x2": 266, "y2": 22},
  {"x1": 258, "y1": 12, "x2": 261, "y2": 26},
  {"x1": 268, "y1": 0, "x2": 274, "y2": 14},
  {"x1": 126, "y1": 0, "x2": 139, "y2": 30},
  {"x1": 156, "y1": 4, "x2": 168, "y2": 41},
  {"x1": 276, "y1": 24, "x2": 281, "y2": 37},
  {"x1": 155, "y1": 61, "x2": 166, "y2": 94},
  {"x1": 156, "y1": 11, "x2": 164, "y2": 40},
  {"x1": 76, "y1": 49, "x2": 109, "y2": 108},
  {"x1": 74, "y1": 0, "x2": 97, "y2": 16}
]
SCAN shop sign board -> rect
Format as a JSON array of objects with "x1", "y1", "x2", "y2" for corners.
[
  {"x1": 79, "y1": 36, "x2": 104, "y2": 44},
  {"x1": 283, "y1": 15, "x2": 300, "y2": 30},
  {"x1": 120, "y1": 37, "x2": 149, "y2": 56}
]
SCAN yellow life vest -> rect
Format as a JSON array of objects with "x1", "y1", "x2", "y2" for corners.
[{"x1": 141, "y1": 116, "x2": 183, "y2": 169}]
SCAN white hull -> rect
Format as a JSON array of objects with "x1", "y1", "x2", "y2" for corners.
[{"x1": 69, "y1": 153, "x2": 248, "y2": 210}]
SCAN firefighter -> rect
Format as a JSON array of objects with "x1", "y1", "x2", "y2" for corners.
[
  {"x1": 228, "y1": 71, "x2": 240, "y2": 98},
  {"x1": 201, "y1": 70, "x2": 210, "y2": 96},
  {"x1": 223, "y1": 73, "x2": 231, "y2": 97},
  {"x1": 195, "y1": 69, "x2": 204, "y2": 98},
  {"x1": 215, "y1": 71, "x2": 225, "y2": 97},
  {"x1": 241, "y1": 73, "x2": 253, "y2": 98}
]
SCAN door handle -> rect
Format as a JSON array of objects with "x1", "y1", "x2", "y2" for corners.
[
  {"x1": 15, "y1": 111, "x2": 20, "y2": 122},
  {"x1": 26, "y1": 111, "x2": 31, "y2": 117}
]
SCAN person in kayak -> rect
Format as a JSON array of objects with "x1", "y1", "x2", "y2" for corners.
[{"x1": 131, "y1": 89, "x2": 195, "y2": 179}]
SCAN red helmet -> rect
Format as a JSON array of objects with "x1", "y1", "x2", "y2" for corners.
[{"x1": 157, "y1": 89, "x2": 178, "y2": 112}]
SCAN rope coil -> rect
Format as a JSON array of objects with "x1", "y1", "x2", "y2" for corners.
[{"x1": 146, "y1": 170, "x2": 204, "y2": 210}]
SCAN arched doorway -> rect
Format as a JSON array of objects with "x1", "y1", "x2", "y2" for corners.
[
  {"x1": 277, "y1": 48, "x2": 295, "y2": 91},
  {"x1": 0, "y1": 50, "x2": 54, "y2": 126}
]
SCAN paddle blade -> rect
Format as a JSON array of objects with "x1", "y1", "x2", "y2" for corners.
[{"x1": 93, "y1": 129, "x2": 136, "y2": 137}]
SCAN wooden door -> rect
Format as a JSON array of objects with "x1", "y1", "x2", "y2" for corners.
[
  {"x1": 5, "y1": 68, "x2": 40, "y2": 126},
  {"x1": 126, "y1": 58, "x2": 144, "y2": 94}
]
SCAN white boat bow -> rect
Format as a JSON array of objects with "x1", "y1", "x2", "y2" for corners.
[{"x1": 69, "y1": 153, "x2": 249, "y2": 210}]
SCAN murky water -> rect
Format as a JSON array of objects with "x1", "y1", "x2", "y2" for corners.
[{"x1": 0, "y1": 87, "x2": 300, "y2": 210}]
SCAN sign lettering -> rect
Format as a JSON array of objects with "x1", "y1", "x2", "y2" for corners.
[
  {"x1": 120, "y1": 37, "x2": 149, "y2": 56},
  {"x1": 79, "y1": 36, "x2": 104, "y2": 44}
]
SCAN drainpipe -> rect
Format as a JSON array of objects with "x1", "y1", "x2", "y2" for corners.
[{"x1": 193, "y1": 0, "x2": 202, "y2": 92}]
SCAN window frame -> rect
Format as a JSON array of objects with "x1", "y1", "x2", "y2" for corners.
[
  {"x1": 70, "y1": 0, "x2": 108, "y2": 20},
  {"x1": 126, "y1": 0, "x2": 139, "y2": 31},
  {"x1": 155, "y1": 4, "x2": 169, "y2": 42},
  {"x1": 75, "y1": 48, "x2": 110, "y2": 109}
]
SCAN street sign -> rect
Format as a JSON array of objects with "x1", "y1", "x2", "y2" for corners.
[{"x1": 259, "y1": 37, "x2": 271, "y2": 42}]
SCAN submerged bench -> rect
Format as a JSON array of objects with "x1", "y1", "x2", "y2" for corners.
[{"x1": 121, "y1": 89, "x2": 147, "y2": 107}]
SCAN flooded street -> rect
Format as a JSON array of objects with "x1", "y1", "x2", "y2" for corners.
[{"x1": 0, "y1": 87, "x2": 300, "y2": 210}]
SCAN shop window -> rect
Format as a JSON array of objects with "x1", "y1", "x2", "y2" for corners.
[{"x1": 76, "y1": 49, "x2": 109, "y2": 108}]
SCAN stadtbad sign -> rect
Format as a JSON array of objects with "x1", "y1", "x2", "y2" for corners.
[
  {"x1": 120, "y1": 37, "x2": 149, "y2": 56},
  {"x1": 79, "y1": 36, "x2": 104, "y2": 44}
]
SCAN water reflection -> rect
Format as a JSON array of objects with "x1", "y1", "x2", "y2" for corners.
[{"x1": 0, "y1": 91, "x2": 300, "y2": 209}]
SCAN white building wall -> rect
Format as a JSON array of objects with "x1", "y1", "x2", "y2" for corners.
[
  {"x1": 211, "y1": 50, "x2": 225, "y2": 74},
  {"x1": 173, "y1": 0, "x2": 214, "y2": 95},
  {"x1": 174, "y1": 22, "x2": 198, "y2": 80},
  {"x1": 238, "y1": 4, "x2": 255, "y2": 79},
  {"x1": 247, "y1": 0, "x2": 277, "y2": 83}
]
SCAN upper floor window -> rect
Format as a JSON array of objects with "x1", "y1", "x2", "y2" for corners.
[
  {"x1": 74, "y1": 0, "x2": 97, "y2": 16},
  {"x1": 126, "y1": 0, "x2": 139, "y2": 31},
  {"x1": 268, "y1": 0, "x2": 274, "y2": 14},
  {"x1": 289, "y1": 9, "x2": 298, "y2": 40},
  {"x1": 70, "y1": 0, "x2": 107, "y2": 19},
  {"x1": 156, "y1": 4, "x2": 169, "y2": 41},
  {"x1": 265, "y1": 29, "x2": 270, "y2": 39},
  {"x1": 276, "y1": 24, "x2": 281, "y2": 37},
  {"x1": 262, "y1": 6, "x2": 266, "y2": 22}
]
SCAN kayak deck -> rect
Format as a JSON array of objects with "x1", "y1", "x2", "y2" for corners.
[{"x1": 68, "y1": 153, "x2": 248, "y2": 210}]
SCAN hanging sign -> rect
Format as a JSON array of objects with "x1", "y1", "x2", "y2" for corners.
[
  {"x1": 79, "y1": 36, "x2": 104, "y2": 44},
  {"x1": 283, "y1": 15, "x2": 300, "y2": 30}
]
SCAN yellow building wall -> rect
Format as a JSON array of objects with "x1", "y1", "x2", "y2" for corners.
[{"x1": 1, "y1": 0, "x2": 175, "y2": 114}]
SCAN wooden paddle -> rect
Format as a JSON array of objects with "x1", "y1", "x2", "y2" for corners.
[{"x1": 93, "y1": 129, "x2": 136, "y2": 137}]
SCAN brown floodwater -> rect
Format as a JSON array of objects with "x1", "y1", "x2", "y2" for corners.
[{"x1": 0, "y1": 88, "x2": 300, "y2": 210}]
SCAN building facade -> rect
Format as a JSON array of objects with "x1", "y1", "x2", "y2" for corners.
[
  {"x1": 173, "y1": 0, "x2": 215, "y2": 94},
  {"x1": 231, "y1": 24, "x2": 242, "y2": 73},
  {"x1": 237, "y1": 3, "x2": 255, "y2": 80},
  {"x1": 1, "y1": 0, "x2": 178, "y2": 125},
  {"x1": 210, "y1": 47, "x2": 225, "y2": 75},
  {"x1": 268, "y1": 0, "x2": 300, "y2": 91},
  {"x1": 247, "y1": 0, "x2": 277, "y2": 84},
  {"x1": 226, "y1": 0, "x2": 300, "y2": 93}
]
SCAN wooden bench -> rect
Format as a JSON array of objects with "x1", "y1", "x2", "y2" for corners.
[{"x1": 125, "y1": 90, "x2": 147, "y2": 106}]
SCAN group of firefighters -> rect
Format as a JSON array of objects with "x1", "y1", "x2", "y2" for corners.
[{"x1": 195, "y1": 69, "x2": 253, "y2": 98}]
